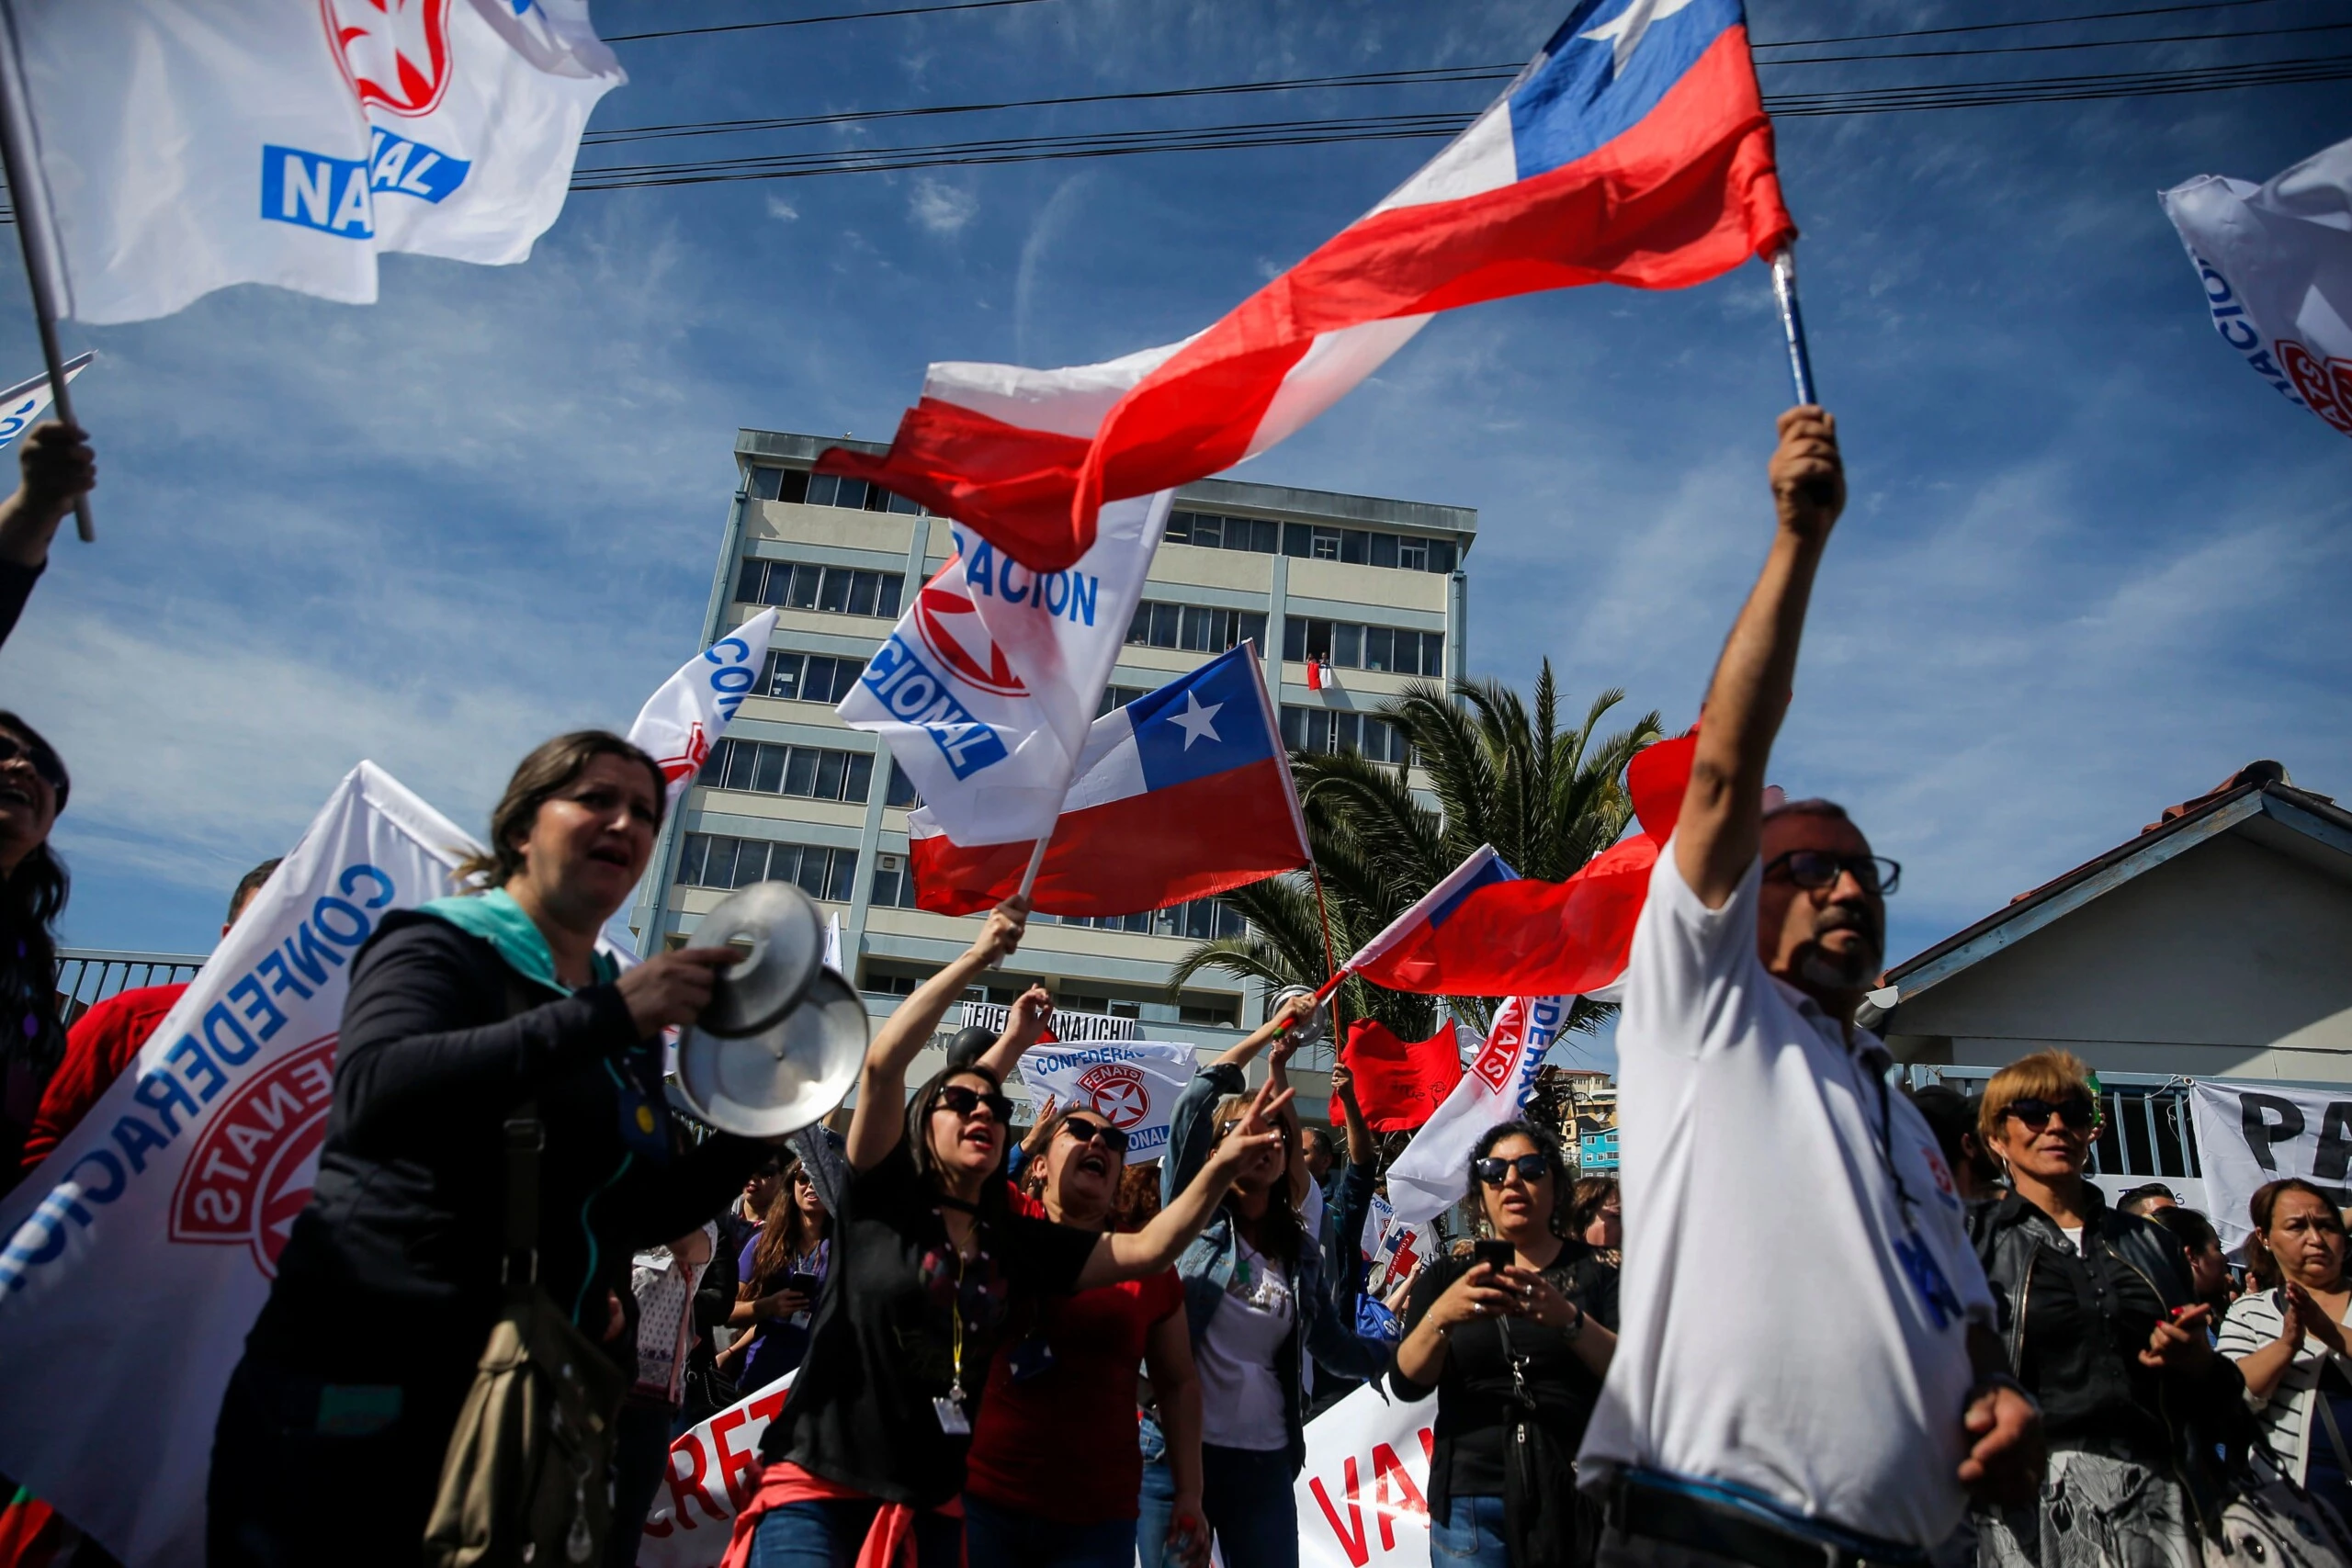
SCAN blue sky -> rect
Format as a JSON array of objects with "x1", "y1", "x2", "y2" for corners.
[{"x1": 3, "y1": 0, "x2": 2346, "y2": 1010}]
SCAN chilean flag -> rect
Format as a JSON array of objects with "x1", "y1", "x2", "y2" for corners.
[
  {"x1": 908, "y1": 644, "x2": 1310, "y2": 916},
  {"x1": 820, "y1": 0, "x2": 1792, "y2": 572},
  {"x1": 1342, "y1": 731, "x2": 1696, "y2": 997}
]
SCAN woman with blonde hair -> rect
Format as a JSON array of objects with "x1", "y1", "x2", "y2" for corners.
[
  {"x1": 2217, "y1": 1178, "x2": 2352, "y2": 1519},
  {"x1": 1965, "y1": 1048, "x2": 2248, "y2": 1568}
]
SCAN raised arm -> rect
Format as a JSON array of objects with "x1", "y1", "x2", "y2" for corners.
[
  {"x1": 1078, "y1": 1081, "x2": 1294, "y2": 1289},
  {"x1": 976, "y1": 984, "x2": 1054, "y2": 1083},
  {"x1": 1212, "y1": 990, "x2": 1318, "y2": 1072},
  {"x1": 845, "y1": 898, "x2": 1027, "y2": 1172},
  {"x1": 1331, "y1": 1060, "x2": 1374, "y2": 1169},
  {"x1": 1676, "y1": 407, "x2": 1846, "y2": 910}
]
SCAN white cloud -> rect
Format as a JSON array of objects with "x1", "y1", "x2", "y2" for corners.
[
  {"x1": 908, "y1": 176, "x2": 978, "y2": 236},
  {"x1": 766, "y1": 194, "x2": 800, "y2": 222}
]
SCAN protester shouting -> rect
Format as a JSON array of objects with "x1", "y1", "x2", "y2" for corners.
[
  {"x1": 962, "y1": 1103, "x2": 1204, "y2": 1568},
  {"x1": 1969, "y1": 1050, "x2": 2248, "y2": 1568},
  {"x1": 1393, "y1": 1121, "x2": 1618, "y2": 1568},
  {"x1": 0, "y1": 711, "x2": 71, "y2": 1197},
  {"x1": 1578, "y1": 408, "x2": 2042, "y2": 1568},
  {"x1": 2218, "y1": 1179, "x2": 2352, "y2": 1520},
  {"x1": 1138, "y1": 993, "x2": 1390, "y2": 1568},
  {"x1": 21, "y1": 858, "x2": 279, "y2": 1176},
  {"x1": 0, "y1": 422, "x2": 96, "y2": 649},
  {"x1": 735, "y1": 898, "x2": 1291, "y2": 1568},
  {"x1": 207, "y1": 730, "x2": 772, "y2": 1567},
  {"x1": 721, "y1": 1156, "x2": 832, "y2": 1393}
]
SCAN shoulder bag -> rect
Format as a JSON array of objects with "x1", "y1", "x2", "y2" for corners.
[{"x1": 423, "y1": 1103, "x2": 629, "y2": 1566}]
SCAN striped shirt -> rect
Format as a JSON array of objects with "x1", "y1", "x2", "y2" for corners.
[{"x1": 2217, "y1": 1288, "x2": 2352, "y2": 1481}]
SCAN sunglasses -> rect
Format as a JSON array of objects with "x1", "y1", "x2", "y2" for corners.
[
  {"x1": 1474, "y1": 1153, "x2": 1550, "y2": 1187},
  {"x1": 936, "y1": 1084, "x2": 1015, "y2": 1123},
  {"x1": 1061, "y1": 1116, "x2": 1129, "y2": 1154},
  {"x1": 0, "y1": 733, "x2": 66, "y2": 796},
  {"x1": 1764, "y1": 850, "x2": 1901, "y2": 896},
  {"x1": 2004, "y1": 1096, "x2": 2098, "y2": 1134}
]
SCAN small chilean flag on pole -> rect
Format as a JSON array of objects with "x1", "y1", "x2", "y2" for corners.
[
  {"x1": 820, "y1": 0, "x2": 1794, "y2": 572},
  {"x1": 909, "y1": 644, "x2": 1309, "y2": 916}
]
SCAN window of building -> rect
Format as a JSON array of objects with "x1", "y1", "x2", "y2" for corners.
[
  {"x1": 1181, "y1": 998, "x2": 1243, "y2": 1027},
  {"x1": 1282, "y1": 617, "x2": 1443, "y2": 677},
  {"x1": 1281, "y1": 705, "x2": 1412, "y2": 764},
  {"x1": 748, "y1": 467, "x2": 927, "y2": 514},
  {"x1": 678, "y1": 832, "x2": 861, "y2": 901},
  {"x1": 869, "y1": 851, "x2": 917, "y2": 909},
  {"x1": 760, "y1": 649, "x2": 865, "y2": 705},
  {"x1": 885, "y1": 760, "x2": 922, "y2": 808},
  {"x1": 1048, "y1": 897, "x2": 1247, "y2": 941},
  {"x1": 1124, "y1": 601, "x2": 1265, "y2": 654},
  {"x1": 698, "y1": 738, "x2": 874, "y2": 804},
  {"x1": 1165, "y1": 512, "x2": 1282, "y2": 554},
  {"x1": 735, "y1": 559, "x2": 905, "y2": 620},
  {"x1": 1096, "y1": 684, "x2": 1148, "y2": 717}
]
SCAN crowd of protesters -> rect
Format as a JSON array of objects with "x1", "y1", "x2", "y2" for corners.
[{"x1": 8, "y1": 412, "x2": 2352, "y2": 1568}]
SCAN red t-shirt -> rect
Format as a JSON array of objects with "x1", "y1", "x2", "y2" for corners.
[
  {"x1": 962, "y1": 1253, "x2": 1183, "y2": 1524},
  {"x1": 21, "y1": 983, "x2": 187, "y2": 1171}
]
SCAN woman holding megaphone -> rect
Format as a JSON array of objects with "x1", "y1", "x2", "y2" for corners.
[{"x1": 208, "y1": 731, "x2": 776, "y2": 1568}]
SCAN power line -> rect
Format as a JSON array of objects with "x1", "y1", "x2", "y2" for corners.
[
  {"x1": 1751, "y1": 0, "x2": 2293, "y2": 48},
  {"x1": 1765, "y1": 18, "x2": 2352, "y2": 66},
  {"x1": 605, "y1": 0, "x2": 1053, "y2": 44}
]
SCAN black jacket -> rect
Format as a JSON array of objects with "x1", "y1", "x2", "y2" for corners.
[
  {"x1": 1969, "y1": 1188, "x2": 2250, "y2": 1522},
  {"x1": 244, "y1": 912, "x2": 765, "y2": 1392}
]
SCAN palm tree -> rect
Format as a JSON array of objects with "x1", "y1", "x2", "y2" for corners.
[{"x1": 1170, "y1": 661, "x2": 1662, "y2": 1043}]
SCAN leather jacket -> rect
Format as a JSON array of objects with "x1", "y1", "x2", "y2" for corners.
[{"x1": 1968, "y1": 1188, "x2": 2251, "y2": 1528}]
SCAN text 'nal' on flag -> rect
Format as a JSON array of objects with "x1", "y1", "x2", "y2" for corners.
[
  {"x1": 908, "y1": 643, "x2": 1310, "y2": 917},
  {"x1": 820, "y1": 0, "x2": 1793, "y2": 573},
  {"x1": 1344, "y1": 732, "x2": 1695, "y2": 998},
  {"x1": 1337, "y1": 1019, "x2": 1467, "y2": 1134},
  {"x1": 0, "y1": 0, "x2": 623, "y2": 325}
]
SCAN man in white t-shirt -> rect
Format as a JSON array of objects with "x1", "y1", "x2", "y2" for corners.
[{"x1": 1577, "y1": 407, "x2": 2042, "y2": 1568}]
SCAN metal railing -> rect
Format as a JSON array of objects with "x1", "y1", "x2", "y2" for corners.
[
  {"x1": 52, "y1": 947, "x2": 209, "y2": 1028},
  {"x1": 1903, "y1": 1064, "x2": 2201, "y2": 1182}
]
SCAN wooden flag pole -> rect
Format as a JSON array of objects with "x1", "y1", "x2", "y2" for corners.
[
  {"x1": 1769, "y1": 245, "x2": 1817, "y2": 408},
  {"x1": 0, "y1": 8, "x2": 90, "y2": 541}
]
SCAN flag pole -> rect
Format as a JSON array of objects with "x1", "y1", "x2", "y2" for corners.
[
  {"x1": 1015, "y1": 827, "x2": 1053, "y2": 900},
  {"x1": 1768, "y1": 245, "x2": 1817, "y2": 407},
  {"x1": 0, "y1": 1, "x2": 90, "y2": 541}
]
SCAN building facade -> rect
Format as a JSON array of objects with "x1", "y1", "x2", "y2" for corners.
[{"x1": 630, "y1": 428, "x2": 1476, "y2": 1078}]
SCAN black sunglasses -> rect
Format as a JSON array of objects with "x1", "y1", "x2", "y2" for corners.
[
  {"x1": 1062, "y1": 1116, "x2": 1129, "y2": 1154},
  {"x1": 1764, "y1": 850, "x2": 1901, "y2": 896},
  {"x1": 1474, "y1": 1153, "x2": 1550, "y2": 1187},
  {"x1": 936, "y1": 1084, "x2": 1015, "y2": 1123},
  {"x1": 2004, "y1": 1096, "x2": 2098, "y2": 1133},
  {"x1": 0, "y1": 732, "x2": 67, "y2": 796}
]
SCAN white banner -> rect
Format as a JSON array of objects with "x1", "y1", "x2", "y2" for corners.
[
  {"x1": 2187, "y1": 1078, "x2": 2352, "y2": 1257},
  {"x1": 2, "y1": 0, "x2": 624, "y2": 325},
  {"x1": 0, "y1": 762, "x2": 473, "y2": 1567},
  {"x1": 1384, "y1": 997, "x2": 1568, "y2": 1228},
  {"x1": 629, "y1": 608, "x2": 780, "y2": 808},
  {"x1": 635, "y1": 1372, "x2": 796, "y2": 1566},
  {"x1": 0, "y1": 350, "x2": 90, "y2": 450},
  {"x1": 1297, "y1": 1382, "x2": 1441, "y2": 1568},
  {"x1": 2162, "y1": 135, "x2": 2352, "y2": 440},
  {"x1": 1016, "y1": 1041, "x2": 1196, "y2": 1164},
  {"x1": 959, "y1": 999, "x2": 1139, "y2": 1043},
  {"x1": 839, "y1": 493, "x2": 1169, "y2": 847}
]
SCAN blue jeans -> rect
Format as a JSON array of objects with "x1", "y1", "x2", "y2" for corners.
[
  {"x1": 964, "y1": 1493, "x2": 1138, "y2": 1568},
  {"x1": 1203, "y1": 1444, "x2": 1298, "y2": 1568},
  {"x1": 747, "y1": 1498, "x2": 963, "y2": 1568},
  {"x1": 1137, "y1": 1456, "x2": 1176, "y2": 1568},
  {"x1": 1431, "y1": 1494, "x2": 1511, "y2": 1568}
]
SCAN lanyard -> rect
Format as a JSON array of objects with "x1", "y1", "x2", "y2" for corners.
[{"x1": 1840, "y1": 1045, "x2": 1918, "y2": 1225}]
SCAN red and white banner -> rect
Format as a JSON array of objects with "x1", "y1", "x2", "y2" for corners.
[
  {"x1": 628, "y1": 608, "x2": 781, "y2": 809},
  {"x1": 1383, "y1": 996, "x2": 1570, "y2": 1229},
  {"x1": 635, "y1": 1373, "x2": 796, "y2": 1566},
  {"x1": 0, "y1": 763, "x2": 473, "y2": 1567}
]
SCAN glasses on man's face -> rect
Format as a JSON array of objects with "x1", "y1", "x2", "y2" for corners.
[
  {"x1": 0, "y1": 733, "x2": 65, "y2": 796},
  {"x1": 1474, "y1": 1153, "x2": 1549, "y2": 1187},
  {"x1": 937, "y1": 1084, "x2": 1014, "y2": 1123},
  {"x1": 1764, "y1": 850, "x2": 1901, "y2": 897},
  {"x1": 1061, "y1": 1116, "x2": 1129, "y2": 1155},
  {"x1": 2004, "y1": 1096, "x2": 2098, "y2": 1134}
]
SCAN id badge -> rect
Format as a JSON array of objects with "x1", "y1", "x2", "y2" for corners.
[
  {"x1": 932, "y1": 1395, "x2": 970, "y2": 1435},
  {"x1": 1007, "y1": 1333, "x2": 1055, "y2": 1383}
]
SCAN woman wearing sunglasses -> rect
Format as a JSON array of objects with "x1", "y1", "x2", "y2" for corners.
[
  {"x1": 1390, "y1": 1121, "x2": 1617, "y2": 1568},
  {"x1": 721, "y1": 1157, "x2": 832, "y2": 1393},
  {"x1": 0, "y1": 712, "x2": 71, "y2": 1198},
  {"x1": 1136, "y1": 995, "x2": 1392, "y2": 1568},
  {"x1": 738, "y1": 898, "x2": 1290, "y2": 1568},
  {"x1": 963, "y1": 1105, "x2": 1204, "y2": 1568},
  {"x1": 1968, "y1": 1050, "x2": 2249, "y2": 1568},
  {"x1": 2216, "y1": 1179, "x2": 2352, "y2": 1521}
]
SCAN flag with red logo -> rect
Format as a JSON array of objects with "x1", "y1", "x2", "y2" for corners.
[
  {"x1": 818, "y1": 0, "x2": 1792, "y2": 572},
  {"x1": 1337, "y1": 1019, "x2": 1467, "y2": 1134},
  {"x1": 0, "y1": 763, "x2": 474, "y2": 1566},
  {"x1": 628, "y1": 609, "x2": 781, "y2": 811},
  {"x1": 1384, "y1": 995, "x2": 1572, "y2": 1228},
  {"x1": 836, "y1": 491, "x2": 1171, "y2": 846},
  {"x1": 0, "y1": 0, "x2": 625, "y2": 325}
]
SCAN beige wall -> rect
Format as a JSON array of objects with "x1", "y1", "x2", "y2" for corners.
[{"x1": 1888, "y1": 829, "x2": 2352, "y2": 1081}]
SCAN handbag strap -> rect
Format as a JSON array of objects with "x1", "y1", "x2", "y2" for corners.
[{"x1": 499, "y1": 971, "x2": 545, "y2": 1290}]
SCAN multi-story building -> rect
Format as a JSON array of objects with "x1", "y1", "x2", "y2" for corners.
[{"x1": 630, "y1": 428, "x2": 1476, "y2": 1099}]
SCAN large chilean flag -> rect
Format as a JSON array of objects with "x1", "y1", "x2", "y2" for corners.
[
  {"x1": 820, "y1": 0, "x2": 1793, "y2": 572},
  {"x1": 908, "y1": 645, "x2": 1309, "y2": 916}
]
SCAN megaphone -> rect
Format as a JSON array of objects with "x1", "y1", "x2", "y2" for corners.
[{"x1": 674, "y1": 880, "x2": 869, "y2": 1138}]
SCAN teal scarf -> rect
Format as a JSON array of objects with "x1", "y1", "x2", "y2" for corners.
[{"x1": 417, "y1": 886, "x2": 616, "y2": 995}]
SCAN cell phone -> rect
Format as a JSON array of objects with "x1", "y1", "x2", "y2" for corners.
[
  {"x1": 1473, "y1": 1240, "x2": 1513, "y2": 1274},
  {"x1": 784, "y1": 1272, "x2": 822, "y2": 1300}
]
